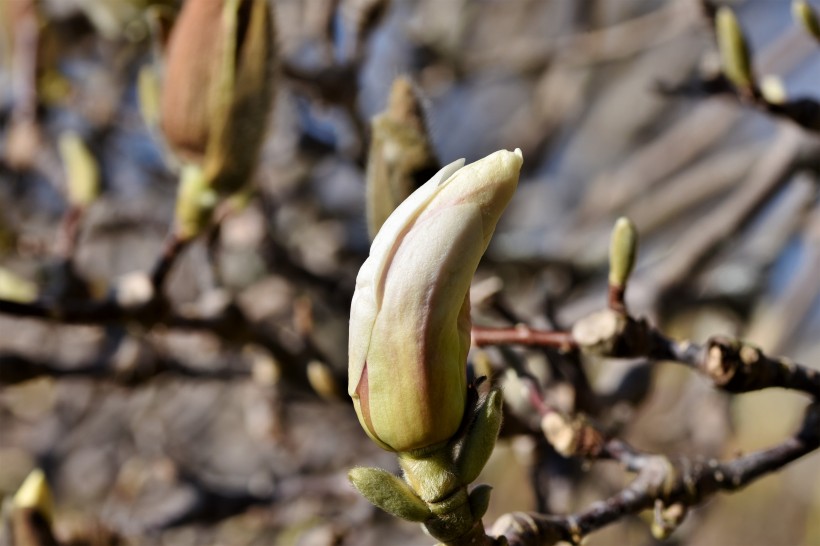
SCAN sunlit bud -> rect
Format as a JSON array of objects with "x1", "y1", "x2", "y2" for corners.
[
  {"x1": 608, "y1": 217, "x2": 638, "y2": 289},
  {"x1": 14, "y1": 469, "x2": 53, "y2": 523},
  {"x1": 349, "y1": 149, "x2": 523, "y2": 452},
  {"x1": 716, "y1": 7, "x2": 755, "y2": 90}
]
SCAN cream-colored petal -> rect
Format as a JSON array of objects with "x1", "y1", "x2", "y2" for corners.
[{"x1": 366, "y1": 203, "x2": 482, "y2": 451}]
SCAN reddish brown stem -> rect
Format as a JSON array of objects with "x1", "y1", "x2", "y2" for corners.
[{"x1": 471, "y1": 326, "x2": 576, "y2": 350}]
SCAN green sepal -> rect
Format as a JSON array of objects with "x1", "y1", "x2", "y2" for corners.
[
  {"x1": 454, "y1": 388, "x2": 503, "y2": 485},
  {"x1": 348, "y1": 467, "x2": 431, "y2": 522},
  {"x1": 468, "y1": 484, "x2": 493, "y2": 520}
]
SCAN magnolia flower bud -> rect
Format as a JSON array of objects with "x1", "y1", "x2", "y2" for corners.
[
  {"x1": 161, "y1": 0, "x2": 275, "y2": 193},
  {"x1": 349, "y1": 149, "x2": 523, "y2": 452}
]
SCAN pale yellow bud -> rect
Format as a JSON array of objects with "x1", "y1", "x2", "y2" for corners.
[{"x1": 716, "y1": 7, "x2": 755, "y2": 90}]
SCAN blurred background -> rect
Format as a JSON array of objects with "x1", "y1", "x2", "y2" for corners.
[{"x1": 1, "y1": 0, "x2": 819, "y2": 544}]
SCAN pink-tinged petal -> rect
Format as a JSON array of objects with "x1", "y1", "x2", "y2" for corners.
[{"x1": 348, "y1": 149, "x2": 523, "y2": 452}]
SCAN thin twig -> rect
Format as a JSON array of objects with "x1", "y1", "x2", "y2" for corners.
[{"x1": 472, "y1": 326, "x2": 575, "y2": 349}]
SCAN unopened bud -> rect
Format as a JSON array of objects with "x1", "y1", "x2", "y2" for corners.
[
  {"x1": 0, "y1": 267, "x2": 37, "y2": 303},
  {"x1": 203, "y1": 0, "x2": 277, "y2": 195},
  {"x1": 58, "y1": 132, "x2": 100, "y2": 208},
  {"x1": 366, "y1": 76, "x2": 438, "y2": 239},
  {"x1": 349, "y1": 149, "x2": 522, "y2": 452},
  {"x1": 13, "y1": 469, "x2": 53, "y2": 524},
  {"x1": 307, "y1": 361, "x2": 340, "y2": 400},
  {"x1": 137, "y1": 64, "x2": 162, "y2": 130},
  {"x1": 716, "y1": 7, "x2": 755, "y2": 90},
  {"x1": 161, "y1": 0, "x2": 276, "y2": 195},
  {"x1": 793, "y1": 1, "x2": 820, "y2": 41},
  {"x1": 760, "y1": 75, "x2": 787, "y2": 105},
  {"x1": 608, "y1": 217, "x2": 638, "y2": 289}
]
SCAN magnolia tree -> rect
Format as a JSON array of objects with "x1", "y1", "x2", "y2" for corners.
[{"x1": 1, "y1": 1, "x2": 820, "y2": 545}]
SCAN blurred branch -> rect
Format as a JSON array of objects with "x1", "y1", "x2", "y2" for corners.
[
  {"x1": 647, "y1": 126, "x2": 808, "y2": 303},
  {"x1": 0, "y1": 293, "x2": 318, "y2": 390},
  {"x1": 0, "y1": 350, "x2": 249, "y2": 387},
  {"x1": 555, "y1": 0, "x2": 696, "y2": 67},
  {"x1": 493, "y1": 401, "x2": 820, "y2": 546},
  {"x1": 580, "y1": 27, "x2": 812, "y2": 220}
]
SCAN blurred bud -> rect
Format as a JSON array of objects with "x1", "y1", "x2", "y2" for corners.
[
  {"x1": 793, "y1": 1, "x2": 820, "y2": 42},
  {"x1": 366, "y1": 76, "x2": 438, "y2": 239},
  {"x1": 112, "y1": 271, "x2": 154, "y2": 309},
  {"x1": 203, "y1": 0, "x2": 277, "y2": 195},
  {"x1": 58, "y1": 132, "x2": 100, "y2": 208},
  {"x1": 174, "y1": 164, "x2": 218, "y2": 240},
  {"x1": 13, "y1": 469, "x2": 53, "y2": 523},
  {"x1": 138, "y1": 64, "x2": 162, "y2": 130},
  {"x1": 161, "y1": 0, "x2": 276, "y2": 193},
  {"x1": 307, "y1": 360, "x2": 340, "y2": 400},
  {"x1": 159, "y1": 0, "x2": 222, "y2": 160},
  {"x1": 716, "y1": 7, "x2": 755, "y2": 91},
  {"x1": 349, "y1": 149, "x2": 523, "y2": 453},
  {"x1": 0, "y1": 267, "x2": 37, "y2": 302},
  {"x1": 12, "y1": 468, "x2": 57, "y2": 546},
  {"x1": 760, "y1": 75, "x2": 787, "y2": 105},
  {"x1": 608, "y1": 217, "x2": 638, "y2": 289},
  {"x1": 652, "y1": 501, "x2": 688, "y2": 540}
]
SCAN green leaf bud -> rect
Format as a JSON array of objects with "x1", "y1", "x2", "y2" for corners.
[
  {"x1": 608, "y1": 217, "x2": 638, "y2": 289},
  {"x1": 716, "y1": 7, "x2": 755, "y2": 90},
  {"x1": 454, "y1": 388, "x2": 503, "y2": 485},
  {"x1": 468, "y1": 484, "x2": 493, "y2": 520},
  {"x1": 793, "y1": 1, "x2": 820, "y2": 42}
]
